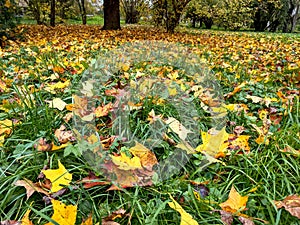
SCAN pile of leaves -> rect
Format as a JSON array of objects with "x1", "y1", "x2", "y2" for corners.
[{"x1": 0, "y1": 24, "x2": 299, "y2": 224}]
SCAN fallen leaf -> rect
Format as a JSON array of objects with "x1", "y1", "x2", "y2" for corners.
[
  {"x1": 165, "y1": 117, "x2": 192, "y2": 141},
  {"x1": 168, "y1": 195, "x2": 199, "y2": 225},
  {"x1": 45, "y1": 199, "x2": 77, "y2": 225},
  {"x1": 42, "y1": 160, "x2": 72, "y2": 193},
  {"x1": 54, "y1": 125, "x2": 76, "y2": 144},
  {"x1": 21, "y1": 210, "x2": 33, "y2": 225},
  {"x1": 196, "y1": 127, "x2": 229, "y2": 158},
  {"x1": 80, "y1": 214, "x2": 93, "y2": 225},
  {"x1": 111, "y1": 152, "x2": 142, "y2": 171},
  {"x1": 77, "y1": 171, "x2": 110, "y2": 189},
  {"x1": 274, "y1": 195, "x2": 300, "y2": 219},
  {"x1": 46, "y1": 98, "x2": 67, "y2": 111},
  {"x1": 219, "y1": 186, "x2": 249, "y2": 214},
  {"x1": 35, "y1": 138, "x2": 52, "y2": 151},
  {"x1": 129, "y1": 142, "x2": 158, "y2": 169},
  {"x1": 14, "y1": 178, "x2": 49, "y2": 199},
  {"x1": 95, "y1": 102, "x2": 113, "y2": 118}
]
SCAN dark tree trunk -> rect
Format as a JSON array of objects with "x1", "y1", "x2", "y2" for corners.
[
  {"x1": 50, "y1": 0, "x2": 55, "y2": 26},
  {"x1": 81, "y1": 0, "x2": 87, "y2": 25},
  {"x1": 103, "y1": 0, "x2": 121, "y2": 30},
  {"x1": 203, "y1": 17, "x2": 213, "y2": 29}
]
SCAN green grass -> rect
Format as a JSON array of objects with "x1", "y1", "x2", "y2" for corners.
[{"x1": 0, "y1": 25, "x2": 300, "y2": 224}]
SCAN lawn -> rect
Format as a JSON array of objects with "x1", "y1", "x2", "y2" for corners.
[{"x1": 0, "y1": 24, "x2": 299, "y2": 225}]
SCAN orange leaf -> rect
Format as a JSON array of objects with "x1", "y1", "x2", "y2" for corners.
[{"x1": 219, "y1": 186, "x2": 249, "y2": 214}]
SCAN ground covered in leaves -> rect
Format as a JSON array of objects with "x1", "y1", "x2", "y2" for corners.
[{"x1": 0, "y1": 25, "x2": 300, "y2": 225}]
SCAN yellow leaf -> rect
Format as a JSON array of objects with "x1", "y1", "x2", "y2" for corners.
[
  {"x1": 45, "y1": 199, "x2": 77, "y2": 225},
  {"x1": 196, "y1": 127, "x2": 229, "y2": 158},
  {"x1": 46, "y1": 98, "x2": 67, "y2": 111},
  {"x1": 42, "y1": 160, "x2": 72, "y2": 192},
  {"x1": 51, "y1": 142, "x2": 70, "y2": 151},
  {"x1": 4, "y1": 0, "x2": 11, "y2": 8},
  {"x1": 21, "y1": 210, "x2": 33, "y2": 225},
  {"x1": 168, "y1": 195, "x2": 199, "y2": 225},
  {"x1": 219, "y1": 186, "x2": 249, "y2": 214},
  {"x1": 45, "y1": 80, "x2": 70, "y2": 93},
  {"x1": 81, "y1": 214, "x2": 93, "y2": 225},
  {"x1": 0, "y1": 119, "x2": 13, "y2": 136},
  {"x1": 129, "y1": 142, "x2": 158, "y2": 168},
  {"x1": 111, "y1": 152, "x2": 142, "y2": 170}
]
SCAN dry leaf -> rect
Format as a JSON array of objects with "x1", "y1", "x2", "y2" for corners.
[
  {"x1": 168, "y1": 195, "x2": 199, "y2": 225},
  {"x1": 46, "y1": 98, "x2": 67, "y2": 111},
  {"x1": 42, "y1": 160, "x2": 72, "y2": 193},
  {"x1": 129, "y1": 142, "x2": 158, "y2": 169},
  {"x1": 45, "y1": 199, "x2": 77, "y2": 225},
  {"x1": 95, "y1": 102, "x2": 113, "y2": 118},
  {"x1": 14, "y1": 178, "x2": 49, "y2": 199},
  {"x1": 165, "y1": 117, "x2": 192, "y2": 140},
  {"x1": 274, "y1": 195, "x2": 300, "y2": 219}
]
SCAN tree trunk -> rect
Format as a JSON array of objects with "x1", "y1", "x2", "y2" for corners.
[
  {"x1": 50, "y1": 0, "x2": 55, "y2": 27},
  {"x1": 103, "y1": 0, "x2": 121, "y2": 30},
  {"x1": 81, "y1": 0, "x2": 87, "y2": 25}
]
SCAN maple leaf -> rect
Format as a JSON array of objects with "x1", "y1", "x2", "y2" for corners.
[
  {"x1": 219, "y1": 186, "x2": 249, "y2": 214},
  {"x1": 42, "y1": 160, "x2": 72, "y2": 193},
  {"x1": 45, "y1": 199, "x2": 77, "y2": 225},
  {"x1": 168, "y1": 195, "x2": 199, "y2": 225},
  {"x1": 14, "y1": 178, "x2": 49, "y2": 199},
  {"x1": 274, "y1": 195, "x2": 300, "y2": 219},
  {"x1": 196, "y1": 127, "x2": 229, "y2": 158}
]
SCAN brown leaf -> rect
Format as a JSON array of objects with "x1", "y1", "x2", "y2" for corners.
[
  {"x1": 213, "y1": 210, "x2": 233, "y2": 225},
  {"x1": 0, "y1": 221, "x2": 21, "y2": 225},
  {"x1": 14, "y1": 178, "x2": 49, "y2": 199},
  {"x1": 35, "y1": 138, "x2": 52, "y2": 151},
  {"x1": 238, "y1": 216, "x2": 255, "y2": 225},
  {"x1": 54, "y1": 125, "x2": 76, "y2": 144},
  {"x1": 78, "y1": 171, "x2": 110, "y2": 189},
  {"x1": 274, "y1": 195, "x2": 300, "y2": 219}
]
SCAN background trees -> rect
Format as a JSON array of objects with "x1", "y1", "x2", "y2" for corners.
[
  {"x1": 1, "y1": 0, "x2": 299, "y2": 33},
  {"x1": 184, "y1": 0, "x2": 299, "y2": 32}
]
